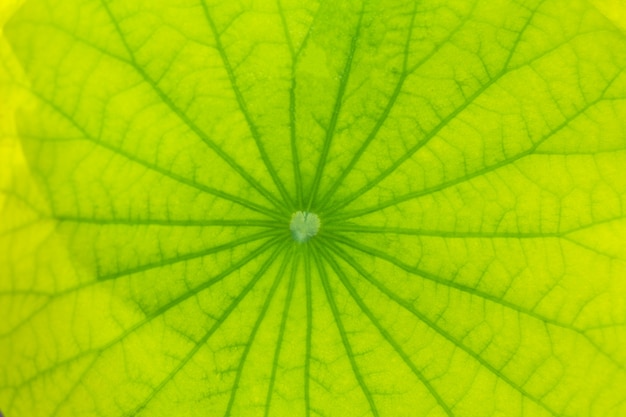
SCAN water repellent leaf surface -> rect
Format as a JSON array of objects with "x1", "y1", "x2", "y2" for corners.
[{"x1": 1, "y1": 0, "x2": 626, "y2": 416}]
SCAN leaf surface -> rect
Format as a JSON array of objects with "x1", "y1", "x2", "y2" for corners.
[{"x1": 1, "y1": 0, "x2": 626, "y2": 416}]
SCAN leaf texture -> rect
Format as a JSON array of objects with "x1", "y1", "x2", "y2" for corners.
[{"x1": 1, "y1": 0, "x2": 626, "y2": 416}]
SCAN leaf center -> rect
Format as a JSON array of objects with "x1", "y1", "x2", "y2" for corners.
[{"x1": 290, "y1": 211, "x2": 320, "y2": 242}]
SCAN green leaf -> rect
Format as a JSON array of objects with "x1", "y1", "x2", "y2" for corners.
[{"x1": 2, "y1": 0, "x2": 626, "y2": 416}]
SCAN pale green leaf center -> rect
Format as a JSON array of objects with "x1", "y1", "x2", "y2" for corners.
[{"x1": 290, "y1": 211, "x2": 321, "y2": 242}]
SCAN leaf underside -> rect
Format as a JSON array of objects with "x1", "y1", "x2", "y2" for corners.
[{"x1": 1, "y1": 0, "x2": 626, "y2": 416}]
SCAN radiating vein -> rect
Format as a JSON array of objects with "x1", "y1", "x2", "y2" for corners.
[
  {"x1": 326, "y1": 234, "x2": 626, "y2": 370},
  {"x1": 97, "y1": 229, "x2": 281, "y2": 281},
  {"x1": 311, "y1": 242, "x2": 380, "y2": 417},
  {"x1": 56, "y1": 215, "x2": 283, "y2": 228},
  {"x1": 303, "y1": 244, "x2": 313, "y2": 417},
  {"x1": 277, "y1": 0, "x2": 319, "y2": 208},
  {"x1": 130, "y1": 241, "x2": 290, "y2": 417},
  {"x1": 321, "y1": 237, "x2": 561, "y2": 416},
  {"x1": 29, "y1": 91, "x2": 285, "y2": 222},
  {"x1": 317, "y1": 243, "x2": 454, "y2": 417},
  {"x1": 3, "y1": 0, "x2": 626, "y2": 415},
  {"x1": 314, "y1": 3, "x2": 416, "y2": 211},
  {"x1": 286, "y1": 58, "x2": 304, "y2": 207},
  {"x1": 325, "y1": 223, "x2": 561, "y2": 238},
  {"x1": 326, "y1": 93, "x2": 621, "y2": 223},
  {"x1": 321, "y1": 0, "x2": 558, "y2": 217},
  {"x1": 316, "y1": 1, "x2": 476, "y2": 211},
  {"x1": 223, "y1": 246, "x2": 293, "y2": 417},
  {"x1": 326, "y1": 233, "x2": 586, "y2": 336},
  {"x1": 306, "y1": 3, "x2": 365, "y2": 210},
  {"x1": 3, "y1": 237, "x2": 283, "y2": 391},
  {"x1": 264, "y1": 249, "x2": 298, "y2": 417},
  {"x1": 1, "y1": 235, "x2": 279, "y2": 338},
  {"x1": 98, "y1": 0, "x2": 287, "y2": 212},
  {"x1": 200, "y1": 1, "x2": 294, "y2": 210}
]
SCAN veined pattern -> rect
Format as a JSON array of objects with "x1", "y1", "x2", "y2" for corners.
[{"x1": 1, "y1": 0, "x2": 626, "y2": 416}]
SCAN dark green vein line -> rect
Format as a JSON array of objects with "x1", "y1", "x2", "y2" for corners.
[
  {"x1": 306, "y1": 3, "x2": 365, "y2": 210},
  {"x1": 288, "y1": 69, "x2": 303, "y2": 208},
  {"x1": 264, "y1": 249, "x2": 299, "y2": 417},
  {"x1": 303, "y1": 243, "x2": 313, "y2": 417},
  {"x1": 314, "y1": 3, "x2": 416, "y2": 211},
  {"x1": 277, "y1": 0, "x2": 317, "y2": 208},
  {"x1": 325, "y1": 223, "x2": 560, "y2": 238},
  {"x1": 98, "y1": 0, "x2": 287, "y2": 212},
  {"x1": 325, "y1": 234, "x2": 625, "y2": 371},
  {"x1": 98, "y1": 229, "x2": 280, "y2": 281},
  {"x1": 0, "y1": 234, "x2": 286, "y2": 340},
  {"x1": 223, "y1": 246, "x2": 293, "y2": 417},
  {"x1": 326, "y1": 233, "x2": 582, "y2": 335},
  {"x1": 56, "y1": 216, "x2": 283, "y2": 228},
  {"x1": 147, "y1": 236, "x2": 284, "y2": 318},
  {"x1": 316, "y1": 1, "x2": 475, "y2": 211},
  {"x1": 320, "y1": 1, "x2": 553, "y2": 217},
  {"x1": 310, "y1": 241, "x2": 380, "y2": 417},
  {"x1": 319, "y1": 75, "x2": 502, "y2": 217},
  {"x1": 130, "y1": 240, "x2": 289, "y2": 417},
  {"x1": 316, "y1": 244, "x2": 454, "y2": 417},
  {"x1": 326, "y1": 94, "x2": 618, "y2": 223},
  {"x1": 29, "y1": 92, "x2": 285, "y2": 222},
  {"x1": 320, "y1": 237, "x2": 561, "y2": 417},
  {"x1": 4, "y1": 237, "x2": 283, "y2": 392},
  {"x1": 200, "y1": 1, "x2": 294, "y2": 210},
  {"x1": 276, "y1": 0, "x2": 302, "y2": 207}
]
